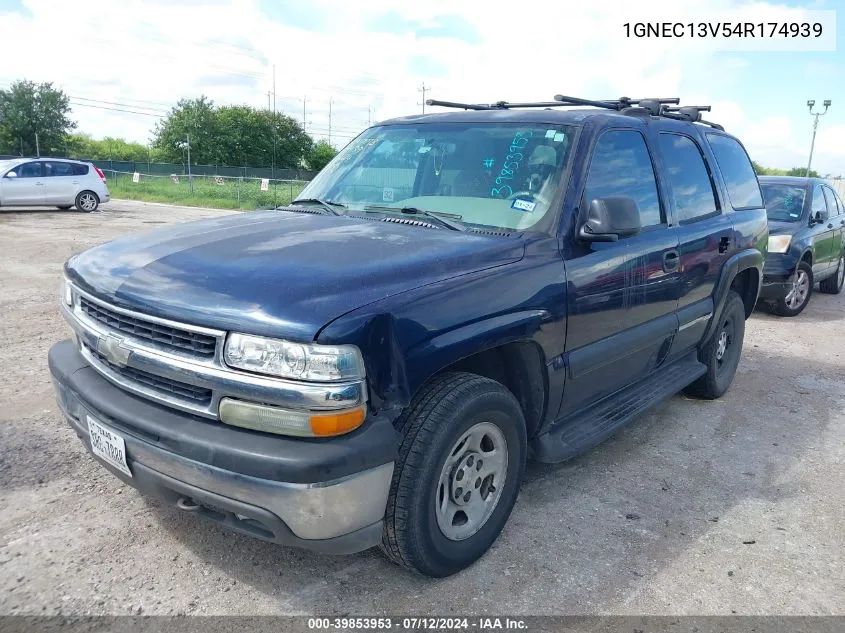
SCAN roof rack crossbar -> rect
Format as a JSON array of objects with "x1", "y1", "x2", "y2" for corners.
[{"x1": 424, "y1": 99, "x2": 495, "y2": 111}]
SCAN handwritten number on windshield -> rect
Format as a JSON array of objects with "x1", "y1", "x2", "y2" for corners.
[{"x1": 491, "y1": 131, "x2": 532, "y2": 198}]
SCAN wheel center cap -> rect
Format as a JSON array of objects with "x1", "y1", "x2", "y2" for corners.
[
  {"x1": 450, "y1": 451, "x2": 482, "y2": 506},
  {"x1": 716, "y1": 331, "x2": 728, "y2": 360}
]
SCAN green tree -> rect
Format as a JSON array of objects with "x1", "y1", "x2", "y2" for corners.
[
  {"x1": 66, "y1": 133, "x2": 152, "y2": 162},
  {"x1": 786, "y1": 166, "x2": 820, "y2": 178},
  {"x1": 152, "y1": 98, "x2": 312, "y2": 169},
  {"x1": 0, "y1": 80, "x2": 76, "y2": 156},
  {"x1": 307, "y1": 140, "x2": 338, "y2": 171},
  {"x1": 152, "y1": 96, "x2": 219, "y2": 165}
]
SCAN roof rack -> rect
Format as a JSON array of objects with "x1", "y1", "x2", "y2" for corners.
[{"x1": 425, "y1": 94, "x2": 723, "y2": 130}]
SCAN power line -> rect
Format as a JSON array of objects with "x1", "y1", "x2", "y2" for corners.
[{"x1": 69, "y1": 101, "x2": 164, "y2": 117}]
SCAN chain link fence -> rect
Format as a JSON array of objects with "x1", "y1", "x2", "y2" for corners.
[{"x1": 104, "y1": 170, "x2": 309, "y2": 210}]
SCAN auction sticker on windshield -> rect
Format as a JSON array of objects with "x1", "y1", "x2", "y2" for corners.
[{"x1": 87, "y1": 415, "x2": 131, "y2": 477}]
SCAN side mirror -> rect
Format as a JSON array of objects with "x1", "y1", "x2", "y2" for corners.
[
  {"x1": 813, "y1": 209, "x2": 829, "y2": 224},
  {"x1": 578, "y1": 196, "x2": 642, "y2": 242},
  {"x1": 5, "y1": 171, "x2": 17, "y2": 178}
]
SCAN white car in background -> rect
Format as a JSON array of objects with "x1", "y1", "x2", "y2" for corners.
[{"x1": 0, "y1": 158, "x2": 110, "y2": 212}]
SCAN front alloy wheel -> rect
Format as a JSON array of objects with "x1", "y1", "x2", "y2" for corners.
[{"x1": 773, "y1": 261, "x2": 813, "y2": 316}]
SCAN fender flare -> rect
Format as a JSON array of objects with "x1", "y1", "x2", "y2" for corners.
[
  {"x1": 403, "y1": 309, "x2": 550, "y2": 399},
  {"x1": 702, "y1": 248, "x2": 763, "y2": 343}
]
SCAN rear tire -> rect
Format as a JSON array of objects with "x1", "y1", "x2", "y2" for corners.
[
  {"x1": 772, "y1": 261, "x2": 813, "y2": 316},
  {"x1": 819, "y1": 254, "x2": 844, "y2": 295},
  {"x1": 380, "y1": 372, "x2": 527, "y2": 577},
  {"x1": 75, "y1": 191, "x2": 99, "y2": 213},
  {"x1": 684, "y1": 290, "x2": 745, "y2": 400}
]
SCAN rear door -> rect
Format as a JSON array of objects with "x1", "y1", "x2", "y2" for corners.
[
  {"x1": 654, "y1": 131, "x2": 734, "y2": 357},
  {"x1": 1, "y1": 161, "x2": 45, "y2": 205},
  {"x1": 560, "y1": 127, "x2": 680, "y2": 415},
  {"x1": 43, "y1": 161, "x2": 80, "y2": 205}
]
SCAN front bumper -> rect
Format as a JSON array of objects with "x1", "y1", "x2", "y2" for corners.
[
  {"x1": 760, "y1": 253, "x2": 798, "y2": 301},
  {"x1": 49, "y1": 340, "x2": 397, "y2": 554}
]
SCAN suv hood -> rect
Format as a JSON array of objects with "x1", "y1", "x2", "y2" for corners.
[{"x1": 66, "y1": 210, "x2": 525, "y2": 340}]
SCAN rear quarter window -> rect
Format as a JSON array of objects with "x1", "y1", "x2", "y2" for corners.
[
  {"x1": 705, "y1": 133, "x2": 763, "y2": 209},
  {"x1": 72, "y1": 163, "x2": 89, "y2": 176}
]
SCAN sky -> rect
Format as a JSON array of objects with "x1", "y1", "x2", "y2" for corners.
[{"x1": 0, "y1": 0, "x2": 843, "y2": 175}]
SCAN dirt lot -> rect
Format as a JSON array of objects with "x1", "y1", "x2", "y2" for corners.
[{"x1": 0, "y1": 200, "x2": 843, "y2": 616}]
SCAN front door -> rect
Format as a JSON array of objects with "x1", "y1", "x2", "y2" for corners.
[
  {"x1": 822, "y1": 185, "x2": 844, "y2": 264},
  {"x1": 1, "y1": 161, "x2": 45, "y2": 205},
  {"x1": 560, "y1": 128, "x2": 679, "y2": 416},
  {"x1": 810, "y1": 184, "x2": 835, "y2": 275}
]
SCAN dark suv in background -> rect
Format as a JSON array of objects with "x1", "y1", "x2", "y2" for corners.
[
  {"x1": 49, "y1": 95, "x2": 767, "y2": 577},
  {"x1": 758, "y1": 176, "x2": 845, "y2": 316}
]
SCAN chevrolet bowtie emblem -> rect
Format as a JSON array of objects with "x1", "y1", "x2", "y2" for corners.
[{"x1": 96, "y1": 334, "x2": 132, "y2": 367}]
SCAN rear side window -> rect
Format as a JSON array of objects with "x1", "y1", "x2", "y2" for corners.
[
  {"x1": 45, "y1": 162, "x2": 74, "y2": 177},
  {"x1": 657, "y1": 133, "x2": 719, "y2": 223},
  {"x1": 72, "y1": 163, "x2": 89, "y2": 176},
  {"x1": 822, "y1": 186, "x2": 840, "y2": 216},
  {"x1": 705, "y1": 134, "x2": 763, "y2": 209},
  {"x1": 584, "y1": 129, "x2": 662, "y2": 229}
]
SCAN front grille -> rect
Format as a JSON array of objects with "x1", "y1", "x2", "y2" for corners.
[
  {"x1": 80, "y1": 297, "x2": 217, "y2": 358},
  {"x1": 87, "y1": 346, "x2": 213, "y2": 405}
]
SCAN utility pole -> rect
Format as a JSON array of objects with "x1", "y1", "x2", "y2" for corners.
[
  {"x1": 368, "y1": 106, "x2": 373, "y2": 126},
  {"x1": 328, "y1": 97, "x2": 333, "y2": 146},
  {"x1": 418, "y1": 82, "x2": 430, "y2": 113},
  {"x1": 272, "y1": 64, "x2": 277, "y2": 179},
  {"x1": 186, "y1": 134, "x2": 193, "y2": 194},
  {"x1": 267, "y1": 90, "x2": 271, "y2": 110},
  {"x1": 35, "y1": 133, "x2": 40, "y2": 157},
  {"x1": 806, "y1": 99, "x2": 832, "y2": 177},
  {"x1": 302, "y1": 96, "x2": 307, "y2": 130},
  {"x1": 272, "y1": 64, "x2": 276, "y2": 115}
]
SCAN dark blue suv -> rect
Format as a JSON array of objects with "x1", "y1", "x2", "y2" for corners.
[{"x1": 48, "y1": 96, "x2": 767, "y2": 577}]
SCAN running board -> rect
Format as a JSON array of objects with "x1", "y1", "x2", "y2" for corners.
[{"x1": 531, "y1": 353, "x2": 706, "y2": 463}]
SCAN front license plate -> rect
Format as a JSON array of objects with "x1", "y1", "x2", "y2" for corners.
[{"x1": 87, "y1": 415, "x2": 132, "y2": 478}]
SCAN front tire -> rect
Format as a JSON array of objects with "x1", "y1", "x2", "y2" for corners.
[
  {"x1": 819, "y1": 254, "x2": 844, "y2": 295},
  {"x1": 75, "y1": 191, "x2": 99, "y2": 213},
  {"x1": 685, "y1": 290, "x2": 746, "y2": 400},
  {"x1": 380, "y1": 372, "x2": 527, "y2": 577},
  {"x1": 772, "y1": 261, "x2": 812, "y2": 316}
]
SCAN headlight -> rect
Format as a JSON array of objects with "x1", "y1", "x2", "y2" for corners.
[
  {"x1": 224, "y1": 332, "x2": 365, "y2": 381},
  {"x1": 768, "y1": 234, "x2": 792, "y2": 254},
  {"x1": 61, "y1": 277, "x2": 73, "y2": 306}
]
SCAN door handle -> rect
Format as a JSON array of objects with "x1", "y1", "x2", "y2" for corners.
[
  {"x1": 663, "y1": 249, "x2": 680, "y2": 272},
  {"x1": 72, "y1": 180, "x2": 80, "y2": 184},
  {"x1": 35, "y1": 181, "x2": 44, "y2": 186},
  {"x1": 718, "y1": 236, "x2": 731, "y2": 253}
]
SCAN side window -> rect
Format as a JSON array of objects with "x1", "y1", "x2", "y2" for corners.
[
  {"x1": 822, "y1": 186, "x2": 840, "y2": 217},
  {"x1": 811, "y1": 185, "x2": 827, "y2": 216},
  {"x1": 16, "y1": 162, "x2": 42, "y2": 178},
  {"x1": 72, "y1": 163, "x2": 89, "y2": 176},
  {"x1": 657, "y1": 133, "x2": 719, "y2": 223},
  {"x1": 705, "y1": 133, "x2": 763, "y2": 209},
  {"x1": 45, "y1": 162, "x2": 74, "y2": 177},
  {"x1": 584, "y1": 129, "x2": 662, "y2": 229}
]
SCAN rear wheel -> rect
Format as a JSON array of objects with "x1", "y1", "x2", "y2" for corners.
[
  {"x1": 380, "y1": 372, "x2": 526, "y2": 577},
  {"x1": 819, "y1": 254, "x2": 844, "y2": 295},
  {"x1": 772, "y1": 261, "x2": 812, "y2": 316},
  {"x1": 75, "y1": 191, "x2": 99, "y2": 213},
  {"x1": 685, "y1": 290, "x2": 745, "y2": 400}
]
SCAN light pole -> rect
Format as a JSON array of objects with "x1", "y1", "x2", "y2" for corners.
[{"x1": 806, "y1": 99, "x2": 831, "y2": 177}]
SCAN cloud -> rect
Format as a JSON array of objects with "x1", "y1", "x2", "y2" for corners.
[{"x1": 0, "y1": 0, "x2": 841, "y2": 177}]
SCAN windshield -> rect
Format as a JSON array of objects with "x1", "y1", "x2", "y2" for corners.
[
  {"x1": 297, "y1": 122, "x2": 576, "y2": 231},
  {"x1": 760, "y1": 183, "x2": 807, "y2": 222}
]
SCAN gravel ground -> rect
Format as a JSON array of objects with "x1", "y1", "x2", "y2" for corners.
[{"x1": 0, "y1": 200, "x2": 843, "y2": 616}]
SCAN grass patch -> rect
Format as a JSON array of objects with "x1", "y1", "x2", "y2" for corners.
[{"x1": 107, "y1": 173, "x2": 308, "y2": 211}]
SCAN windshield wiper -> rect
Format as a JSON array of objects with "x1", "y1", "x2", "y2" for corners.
[
  {"x1": 364, "y1": 206, "x2": 467, "y2": 232},
  {"x1": 288, "y1": 198, "x2": 346, "y2": 216}
]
